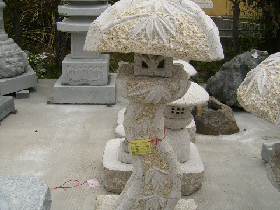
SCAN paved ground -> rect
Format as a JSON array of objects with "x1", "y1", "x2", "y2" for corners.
[{"x1": 0, "y1": 79, "x2": 279, "y2": 210}]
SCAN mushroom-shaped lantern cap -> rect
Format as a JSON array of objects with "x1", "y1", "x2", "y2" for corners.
[
  {"x1": 174, "y1": 59, "x2": 197, "y2": 76},
  {"x1": 168, "y1": 81, "x2": 209, "y2": 107},
  {"x1": 84, "y1": 0, "x2": 224, "y2": 61}
]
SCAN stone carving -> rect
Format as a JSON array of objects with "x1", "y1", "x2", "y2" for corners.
[
  {"x1": 193, "y1": 97, "x2": 240, "y2": 135},
  {"x1": 206, "y1": 50, "x2": 269, "y2": 107},
  {"x1": 237, "y1": 52, "x2": 280, "y2": 124},
  {"x1": 84, "y1": 0, "x2": 224, "y2": 62},
  {"x1": 84, "y1": 0, "x2": 223, "y2": 209}
]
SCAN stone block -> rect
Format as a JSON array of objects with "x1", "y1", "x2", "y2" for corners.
[
  {"x1": 16, "y1": 89, "x2": 30, "y2": 99},
  {"x1": 95, "y1": 195, "x2": 197, "y2": 210},
  {"x1": 71, "y1": 33, "x2": 100, "y2": 59},
  {"x1": 103, "y1": 138, "x2": 204, "y2": 196},
  {"x1": 58, "y1": 3, "x2": 109, "y2": 17},
  {"x1": 0, "y1": 66, "x2": 37, "y2": 95},
  {"x1": 53, "y1": 73, "x2": 116, "y2": 104},
  {"x1": 0, "y1": 96, "x2": 15, "y2": 121},
  {"x1": 61, "y1": 54, "x2": 109, "y2": 86},
  {"x1": 0, "y1": 175, "x2": 51, "y2": 210},
  {"x1": 261, "y1": 143, "x2": 274, "y2": 162}
]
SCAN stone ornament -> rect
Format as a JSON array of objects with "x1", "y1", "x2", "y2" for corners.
[
  {"x1": 84, "y1": 0, "x2": 224, "y2": 61},
  {"x1": 237, "y1": 52, "x2": 280, "y2": 124},
  {"x1": 84, "y1": 0, "x2": 223, "y2": 209}
]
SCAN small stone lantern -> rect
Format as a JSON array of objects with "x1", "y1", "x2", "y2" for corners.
[{"x1": 84, "y1": 0, "x2": 223, "y2": 209}]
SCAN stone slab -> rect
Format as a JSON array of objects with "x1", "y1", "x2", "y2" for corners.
[
  {"x1": 53, "y1": 73, "x2": 116, "y2": 104},
  {"x1": 0, "y1": 66, "x2": 37, "y2": 95},
  {"x1": 95, "y1": 195, "x2": 197, "y2": 210},
  {"x1": 58, "y1": 4, "x2": 109, "y2": 17},
  {"x1": 103, "y1": 138, "x2": 204, "y2": 195},
  {"x1": 0, "y1": 96, "x2": 15, "y2": 121},
  {"x1": 0, "y1": 175, "x2": 51, "y2": 210},
  {"x1": 16, "y1": 89, "x2": 30, "y2": 99},
  {"x1": 57, "y1": 17, "x2": 94, "y2": 32},
  {"x1": 61, "y1": 54, "x2": 109, "y2": 86}
]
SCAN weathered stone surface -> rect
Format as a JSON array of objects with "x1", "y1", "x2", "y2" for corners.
[
  {"x1": 16, "y1": 89, "x2": 30, "y2": 99},
  {"x1": 269, "y1": 143, "x2": 280, "y2": 191},
  {"x1": 61, "y1": 54, "x2": 109, "y2": 86},
  {"x1": 103, "y1": 138, "x2": 204, "y2": 196},
  {"x1": 237, "y1": 52, "x2": 280, "y2": 124},
  {"x1": 95, "y1": 195, "x2": 197, "y2": 210},
  {"x1": 53, "y1": 73, "x2": 116, "y2": 104},
  {"x1": 0, "y1": 96, "x2": 15, "y2": 121},
  {"x1": 0, "y1": 66, "x2": 37, "y2": 95},
  {"x1": 193, "y1": 97, "x2": 240, "y2": 135},
  {"x1": 84, "y1": 0, "x2": 224, "y2": 61},
  {"x1": 206, "y1": 50, "x2": 269, "y2": 107},
  {"x1": 261, "y1": 142, "x2": 274, "y2": 163},
  {"x1": 0, "y1": 175, "x2": 51, "y2": 210}
]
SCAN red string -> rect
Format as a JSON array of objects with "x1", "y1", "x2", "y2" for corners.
[
  {"x1": 52, "y1": 180, "x2": 87, "y2": 191},
  {"x1": 127, "y1": 127, "x2": 166, "y2": 151}
]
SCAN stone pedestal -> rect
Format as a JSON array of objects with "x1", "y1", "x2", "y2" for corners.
[
  {"x1": 53, "y1": 0, "x2": 116, "y2": 104},
  {"x1": 103, "y1": 138, "x2": 204, "y2": 196},
  {"x1": 95, "y1": 195, "x2": 197, "y2": 210},
  {"x1": 0, "y1": 96, "x2": 15, "y2": 121}
]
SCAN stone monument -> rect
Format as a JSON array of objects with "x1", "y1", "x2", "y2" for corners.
[
  {"x1": 53, "y1": 0, "x2": 116, "y2": 104},
  {"x1": 0, "y1": 0, "x2": 37, "y2": 96},
  {"x1": 84, "y1": 0, "x2": 223, "y2": 209}
]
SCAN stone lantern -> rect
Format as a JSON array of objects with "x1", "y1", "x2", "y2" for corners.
[{"x1": 84, "y1": 0, "x2": 223, "y2": 209}]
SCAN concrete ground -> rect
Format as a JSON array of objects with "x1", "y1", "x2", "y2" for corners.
[{"x1": 0, "y1": 79, "x2": 279, "y2": 210}]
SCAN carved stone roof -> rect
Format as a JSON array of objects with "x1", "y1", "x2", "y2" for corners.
[{"x1": 84, "y1": 0, "x2": 224, "y2": 62}]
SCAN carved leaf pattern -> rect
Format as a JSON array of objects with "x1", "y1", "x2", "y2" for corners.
[
  {"x1": 145, "y1": 195, "x2": 165, "y2": 210},
  {"x1": 131, "y1": 1, "x2": 176, "y2": 43},
  {"x1": 145, "y1": 167, "x2": 168, "y2": 189}
]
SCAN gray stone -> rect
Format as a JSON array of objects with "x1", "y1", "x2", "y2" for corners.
[
  {"x1": 206, "y1": 50, "x2": 269, "y2": 107},
  {"x1": 103, "y1": 138, "x2": 204, "y2": 196},
  {"x1": 0, "y1": 66, "x2": 37, "y2": 95},
  {"x1": 0, "y1": 96, "x2": 15, "y2": 121},
  {"x1": 16, "y1": 89, "x2": 30, "y2": 99},
  {"x1": 53, "y1": 73, "x2": 116, "y2": 104},
  {"x1": 261, "y1": 143, "x2": 274, "y2": 163},
  {"x1": 61, "y1": 54, "x2": 109, "y2": 86},
  {"x1": 95, "y1": 195, "x2": 197, "y2": 210},
  {"x1": 193, "y1": 97, "x2": 240, "y2": 135},
  {"x1": 0, "y1": 175, "x2": 51, "y2": 210}
]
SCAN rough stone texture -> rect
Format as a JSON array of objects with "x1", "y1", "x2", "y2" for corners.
[
  {"x1": 0, "y1": 65, "x2": 37, "y2": 95},
  {"x1": 237, "y1": 52, "x2": 280, "y2": 124},
  {"x1": 261, "y1": 142, "x2": 275, "y2": 163},
  {"x1": 193, "y1": 97, "x2": 240, "y2": 135},
  {"x1": 173, "y1": 60, "x2": 197, "y2": 76},
  {"x1": 0, "y1": 175, "x2": 51, "y2": 210},
  {"x1": 103, "y1": 138, "x2": 204, "y2": 196},
  {"x1": 84, "y1": 0, "x2": 224, "y2": 62},
  {"x1": 61, "y1": 54, "x2": 109, "y2": 86},
  {"x1": 269, "y1": 143, "x2": 280, "y2": 191},
  {"x1": 207, "y1": 50, "x2": 269, "y2": 107},
  {"x1": 187, "y1": 119, "x2": 197, "y2": 143},
  {"x1": 53, "y1": 73, "x2": 116, "y2": 104},
  {"x1": 16, "y1": 89, "x2": 30, "y2": 99},
  {"x1": 95, "y1": 195, "x2": 197, "y2": 210},
  {"x1": 0, "y1": 96, "x2": 15, "y2": 121}
]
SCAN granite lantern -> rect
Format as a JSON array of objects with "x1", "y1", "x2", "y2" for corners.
[{"x1": 84, "y1": 0, "x2": 223, "y2": 209}]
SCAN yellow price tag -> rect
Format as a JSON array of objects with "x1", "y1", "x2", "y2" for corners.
[{"x1": 129, "y1": 139, "x2": 153, "y2": 156}]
